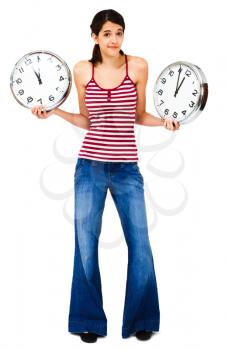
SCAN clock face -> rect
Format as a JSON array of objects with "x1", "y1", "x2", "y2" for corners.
[
  {"x1": 10, "y1": 50, "x2": 72, "y2": 111},
  {"x1": 153, "y1": 61, "x2": 202, "y2": 123}
]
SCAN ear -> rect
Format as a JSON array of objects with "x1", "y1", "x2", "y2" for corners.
[{"x1": 91, "y1": 33, "x2": 99, "y2": 45}]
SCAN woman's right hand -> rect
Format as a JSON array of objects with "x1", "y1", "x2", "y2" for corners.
[{"x1": 31, "y1": 105, "x2": 56, "y2": 119}]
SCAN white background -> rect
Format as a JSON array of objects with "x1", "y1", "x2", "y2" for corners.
[{"x1": 1, "y1": 0, "x2": 228, "y2": 349}]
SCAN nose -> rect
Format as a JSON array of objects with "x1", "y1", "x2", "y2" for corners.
[{"x1": 111, "y1": 35, "x2": 117, "y2": 43}]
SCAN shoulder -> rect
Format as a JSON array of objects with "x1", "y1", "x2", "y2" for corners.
[
  {"x1": 127, "y1": 55, "x2": 148, "y2": 84},
  {"x1": 73, "y1": 59, "x2": 91, "y2": 71},
  {"x1": 127, "y1": 55, "x2": 148, "y2": 70},
  {"x1": 73, "y1": 60, "x2": 92, "y2": 87}
]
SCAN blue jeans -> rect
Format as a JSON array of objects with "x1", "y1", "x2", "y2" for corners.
[{"x1": 68, "y1": 158, "x2": 160, "y2": 338}]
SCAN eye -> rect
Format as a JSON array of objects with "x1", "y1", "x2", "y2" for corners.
[{"x1": 104, "y1": 32, "x2": 123, "y2": 37}]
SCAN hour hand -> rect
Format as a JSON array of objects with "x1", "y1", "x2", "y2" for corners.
[
  {"x1": 174, "y1": 66, "x2": 182, "y2": 97},
  {"x1": 174, "y1": 76, "x2": 185, "y2": 97},
  {"x1": 32, "y1": 66, "x2": 42, "y2": 85}
]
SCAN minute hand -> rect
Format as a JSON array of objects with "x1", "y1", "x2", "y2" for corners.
[
  {"x1": 32, "y1": 67, "x2": 42, "y2": 85},
  {"x1": 174, "y1": 76, "x2": 185, "y2": 97},
  {"x1": 174, "y1": 66, "x2": 182, "y2": 96}
]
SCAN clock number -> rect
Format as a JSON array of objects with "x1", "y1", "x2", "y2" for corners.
[
  {"x1": 49, "y1": 95, "x2": 55, "y2": 101},
  {"x1": 172, "y1": 112, "x2": 178, "y2": 118},
  {"x1": 56, "y1": 87, "x2": 64, "y2": 93},
  {"x1": 157, "y1": 89, "x2": 163, "y2": 96},
  {"x1": 160, "y1": 78, "x2": 166, "y2": 84},
  {"x1": 164, "y1": 109, "x2": 169, "y2": 115},
  {"x1": 37, "y1": 98, "x2": 43, "y2": 104},
  {"x1": 56, "y1": 64, "x2": 62, "y2": 71},
  {"x1": 27, "y1": 96, "x2": 33, "y2": 103},
  {"x1": 16, "y1": 78, "x2": 22, "y2": 84},
  {"x1": 169, "y1": 69, "x2": 174, "y2": 77},
  {"x1": 182, "y1": 110, "x2": 187, "y2": 115},
  {"x1": 189, "y1": 101, "x2": 195, "y2": 108},
  {"x1": 192, "y1": 89, "x2": 198, "y2": 96},
  {"x1": 37, "y1": 55, "x2": 40, "y2": 62},
  {"x1": 159, "y1": 100, "x2": 164, "y2": 106},
  {"x1": 59, "y1": 76, "x2": 64, "y2": 81},
  {"x1": 18, "y1": 67, "x2": 24, "y2": 74},
  {"x1": 18, "y1": 89, "x2": 24, "y2": 95},
  {"x1": 25, "y1": 58, "x2": 32, "y2": 65},
  {"x1": 185, "y1": 69, "x2": 191, "y2": 77}
]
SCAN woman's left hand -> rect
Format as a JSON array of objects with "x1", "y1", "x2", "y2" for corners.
[{"x1": 163, "y1": 118, "x2": 180, "y2": 131}]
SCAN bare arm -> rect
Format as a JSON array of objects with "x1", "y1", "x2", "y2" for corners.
[
  {"x1": 54, "y1": 108, "x2": 90, "y2": 130},
  {"x1": 136, "y1": 111, "x2": 164, "y2": 126},
  {"x1": 134, "y1": 58, "x2": 179, "y2": 131}
]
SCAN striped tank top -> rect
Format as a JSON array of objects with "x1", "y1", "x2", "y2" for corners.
[{"x1": 77, "y1": 54, "x2": 139, "y2": 162}]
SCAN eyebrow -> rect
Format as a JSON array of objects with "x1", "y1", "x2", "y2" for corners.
[{"x1": 103, "y1": 29, "x2": 123, "y2": 33}]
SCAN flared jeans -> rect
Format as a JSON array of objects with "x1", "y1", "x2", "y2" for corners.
[{"x1": 68, "y1": 158, "x2": 160, "y2": 338}]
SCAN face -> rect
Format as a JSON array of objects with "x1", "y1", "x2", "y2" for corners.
[{"x1": 92, "y1": 21, "x2": 124, "y2": 57}]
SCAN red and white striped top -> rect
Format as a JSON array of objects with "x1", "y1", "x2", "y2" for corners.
[{"x1": 77, "y1": 54, "x2": 139, "y2": 162}]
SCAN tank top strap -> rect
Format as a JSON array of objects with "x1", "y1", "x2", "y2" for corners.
[
  {"x1": 92, "y1": 62, "x2": 94, "y2": 80},
  {"x1": 125, "y1": 54, "x2": 128, "y2": 77}
]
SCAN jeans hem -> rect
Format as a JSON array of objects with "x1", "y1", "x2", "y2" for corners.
[
  {"x1": 122, "y1": 319, "x2": 160, "y2": 338},
  {"x1": 68, "y1": 320, "x2": 107, "y2": 336}
]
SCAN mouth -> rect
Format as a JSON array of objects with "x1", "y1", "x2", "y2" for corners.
[{"x1": 108, "y1": 46, "x2": 118, "y2": 49}]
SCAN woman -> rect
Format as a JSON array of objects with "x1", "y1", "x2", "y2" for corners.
[{"x1": 32, "y1": 9, "x2": 180, "y2": 343}]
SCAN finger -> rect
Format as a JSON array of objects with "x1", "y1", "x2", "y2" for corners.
[
  {"x1": 42, "y1": 107, "x2": 48, "y2": 118},
  {"x1": 173, "y1": 120, "x2": 178, "y2": 130},
  {"x1": 38, "y1": 108, "x2": 43, "y2": 117},
  {"x1": 40, "y1": 105, "x2": 46, "y2": 113},
  {"x1": 32, "y1": 105, "x2": 40, "y2": 114},
  {"x1": 32, "y1": 106, "x2": 37, "y2": 115},
  {"x1": 175, "y1": 121, "x2": 180, "y2": 130},
  {"x1": 40, "y1": 106, "x2": 48, "y2": 118},
  {"x1": 32, "y1": 105, "x2": 38, "y2": 111},
  {"x1": 168, "y1": 121, "x2": 174, "y2": 130}
]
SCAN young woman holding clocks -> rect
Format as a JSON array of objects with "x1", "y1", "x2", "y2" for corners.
[{"x1": 32, "y1": 9, "x2": 180, "y2": 344}]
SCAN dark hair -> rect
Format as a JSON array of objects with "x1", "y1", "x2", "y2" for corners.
[{"x1": 88, "y1": 9, "x2": 125, "y2": 66}]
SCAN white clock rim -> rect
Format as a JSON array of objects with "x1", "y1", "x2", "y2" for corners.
[
  {"x1": 153, "y1": 61, "x2": 208, "y2": 125},
  {"x1": 10, "y1": 50, "x2": 72, "y2": 112}
]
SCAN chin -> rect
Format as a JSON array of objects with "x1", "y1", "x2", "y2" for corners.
[{"x1": 107, "y1": 49, "x2": 120, "y2": 56}]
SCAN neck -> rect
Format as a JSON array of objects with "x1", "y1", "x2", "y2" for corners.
[{"x1": 99, "y1": 52, "x2": 125, "y2": 68}]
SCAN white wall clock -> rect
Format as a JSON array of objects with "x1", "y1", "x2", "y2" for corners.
[
  {"x1": 153, "y1": 61, "x2": 208, "y2": 124},
  {"x1": 10, "y1": 50, "x2": 72, "y2": 112}
]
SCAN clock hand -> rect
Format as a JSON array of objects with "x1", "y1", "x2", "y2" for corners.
[
  {"x1": 175, "y1": 76, "x2": 185, "y2": 96},
  {"x1": 37, "y1": 67, "x2": 43, "y2": 85},
  {"x1": 174, "y1": 65, "x2": 182, "y2": 97},
  {"x1": 32, "y1": 66, "x2": 42, "y2": 85}
]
